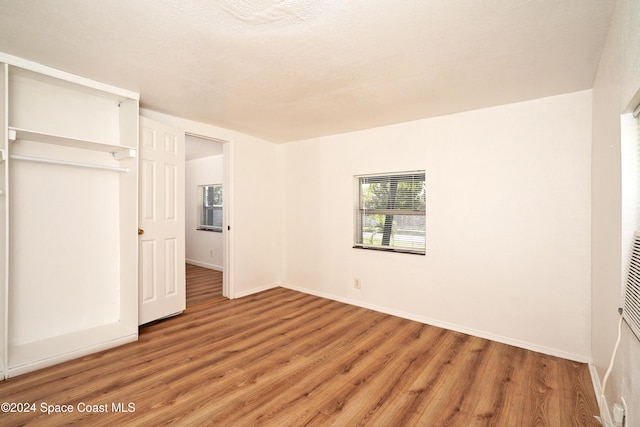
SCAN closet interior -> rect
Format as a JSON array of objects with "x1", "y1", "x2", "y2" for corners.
[{"x1": 0, "y1": 55, "x2": 140, "y2": 378}]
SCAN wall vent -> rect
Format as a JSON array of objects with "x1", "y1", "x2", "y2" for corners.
[{"x1": 624, "y1": 232, "x2": 640, "y2": 341}]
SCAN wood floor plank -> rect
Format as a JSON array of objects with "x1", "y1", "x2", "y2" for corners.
[
  {"x1": 358, "y1": 327, "x2": 456, "y2": 425},
  {"x1": 467, "y1": 342, "x2": 526, "y2": 426},
  {"x1": 210, "y1": 312, "x2": 410, "y2": 425},
  {"x1": 258, "y1": 317, "x2": 423, "y2": 425},
  {"x1": 0, "y1": 287, "x2": 600, "y2": 426},
  {"x1": 558, "y1": 359, "x2": 600, "y2": 426},
  {"x1": 186, "y1": 263, "x2": 223, "y2": 308},
  {"x1": 526, "y1": 352, "x2": 558, "y2": 426}
]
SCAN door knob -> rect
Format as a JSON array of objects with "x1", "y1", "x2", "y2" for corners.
[{"x1": 138, "y1": 228, "x2": 144, "y2": 235}]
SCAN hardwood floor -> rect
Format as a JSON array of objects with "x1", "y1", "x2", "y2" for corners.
[
  {"x1": 0, "y1": 288, "x2": 600, "y2": 426},
  {"x1": 186, "y1": 263, "x2": 224, "y2": 308}
]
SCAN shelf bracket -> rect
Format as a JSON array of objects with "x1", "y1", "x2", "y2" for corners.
[{"x1": 111, "y1": 148, "x2": 136, "y2": 160}]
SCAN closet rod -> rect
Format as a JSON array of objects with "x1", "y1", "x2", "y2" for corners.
[{"x1": 10, "y1": 154, "x2": 129, "y2": 173}]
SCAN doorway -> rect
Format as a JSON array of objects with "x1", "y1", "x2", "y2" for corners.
[{"x1": 184, "y1": 134, "x2": 226, "y2": 308}]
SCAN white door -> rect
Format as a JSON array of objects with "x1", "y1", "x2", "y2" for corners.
[{"x1": 138, "y1": 116, "x2": 186, "y2": 325}]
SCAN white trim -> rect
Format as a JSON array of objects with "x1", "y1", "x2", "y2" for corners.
[
  {"x1": 280, "y1": 282, "x2": 592, "y2": 363},
  {"x1": 0, "y1": 51, "x2": 139, "y2": 100},
  {"x1": 185, "y1": 259, "x2": 223, "y2": 271},
  {"x1": 233, "y1": 283, "x2": 279, "y2": 299},
  {"x1": 184, "y1": 130, "x2": 232, "y2": 299},
  {"x1": 590, "y1": 363, "x2": 613, "y2": 427},
  {"x1": 7, "y1": 333, "x2": 137, "y2": 378},
  {"x1": 1, "y1": 62, "x2": 7, "y2": 379},
  {"x1": 223, "y1": 140, "x2": 234, "y2": 299}
]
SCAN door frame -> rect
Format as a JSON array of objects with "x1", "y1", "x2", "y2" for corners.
[
  {"x1": 138, "y1": 109, "x2": 235, "y2": 300},
  {"x1": 185, "y1": 132, "x2": 233, "y2": 299}
]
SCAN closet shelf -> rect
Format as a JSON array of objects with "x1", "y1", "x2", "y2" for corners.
[
  {"x1": 10, "y1": 154, "x2": 130, "y2": 172},
  {"x1": 8, "y1": 127, "x2": 136, "y2": 158}
]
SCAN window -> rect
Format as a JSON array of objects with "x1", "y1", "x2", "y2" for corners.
[
  {"x1": 197, "y1": 184, "x2": 222, "y2": 232},
  {"x1": 354, "y1": 171, "x2": 425, "y2": 254}
]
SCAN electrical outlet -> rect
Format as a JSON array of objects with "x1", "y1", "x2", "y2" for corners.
[
  {"x1": 354, "y1": 278, "x2": 361, "y2": 289},
  {"x1": 613, "y1": 403, "x2": 624, "y2": 426},
  {"x1": 210, "y1": 250, "x2": 214, "y2": 257}
]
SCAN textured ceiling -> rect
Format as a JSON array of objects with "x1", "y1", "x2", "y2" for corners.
[{"x1": 0, "y1": 1, "x2": 616, "y2": 143}]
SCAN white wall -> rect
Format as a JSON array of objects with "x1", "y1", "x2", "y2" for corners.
[
  {"x1": 185, "y1": 154, "x2": 224, "y2": 270},
  {"x1": 281, "y1": 90, "x2": 592, "y2": 361},
  {"x1": 10, "y1": 150, "x2": 121, "y2": 344},
  {"x1": 591, "y1": 0, "x2": 640, "y2": 423},
  {"x1": 140, "y1": 109, "x2": 281, "y2": 298}
]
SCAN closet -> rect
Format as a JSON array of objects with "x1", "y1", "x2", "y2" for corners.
[{"x1": 0, "y1": 54, "x2": 139, "y2": 378}]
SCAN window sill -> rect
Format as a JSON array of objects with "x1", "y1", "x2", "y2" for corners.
[
  {"x1": 352, "y1": 245, "x2": 425, "y2": 255},
  {"x1": 197, "y1": 228, "x2": 222, "y2": 233}
]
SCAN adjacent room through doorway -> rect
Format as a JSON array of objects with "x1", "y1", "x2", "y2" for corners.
[
  {"x1": 185, "y1": 134, "x2": 226, "y2": 308},
  {"x1": 185, "y1": 263, "x2": 224, "y2": 308}
]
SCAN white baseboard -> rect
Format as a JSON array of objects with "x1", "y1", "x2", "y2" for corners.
[
  {"x1": 280, "y1": 282, "x2": 592, "y2": 363},
  {"x1": 186, "y1": 259, "x2": 223, "y2": 271},
  {"x1": 589, "y1": 363, "x2": 610, "y2": 426},
  {"x1": 233, "y1": 282, "x2": 279, "y2": 299},
  {"x1": 7, "y1": 332, "x2": 137, "y2": 379}
]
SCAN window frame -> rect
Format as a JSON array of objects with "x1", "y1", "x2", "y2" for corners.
[
  {"x1": 197, "y1": 184, "x2": 223, "y2": 232},
  {"x1": 353, "y1": 170, "x2": 426, "y2": 255}
]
